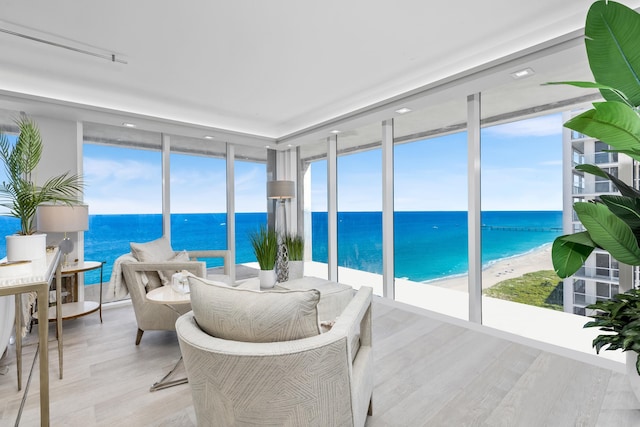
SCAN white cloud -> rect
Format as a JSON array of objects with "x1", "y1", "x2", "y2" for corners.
[
  {"x1": 84, "y1": 156, "x2": 160, "y2": 184},
  {"x1": 234, "y1": 165, "x2": 267, "y2": 212},
  {"x1": 235, "y1": 167, "x2": 261, "y2": 190}
]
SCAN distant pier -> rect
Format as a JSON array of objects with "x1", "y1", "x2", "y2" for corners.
[{"x1": 481, "y1": 225, "x2": 562, "y2": 232}]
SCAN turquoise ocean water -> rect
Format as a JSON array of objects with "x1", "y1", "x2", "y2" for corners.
[{"x1": 0, "y1": 211, "x2": 562, "y2": 285}]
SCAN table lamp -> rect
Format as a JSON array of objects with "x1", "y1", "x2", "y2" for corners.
[
  {"x1": 36, "y1": 204, "x2": 89, "y2": 266},
  {"x1": 267, "y1": 180, "x2": 295, "y2": 282}
]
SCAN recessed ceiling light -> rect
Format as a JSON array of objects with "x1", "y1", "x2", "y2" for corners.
[
  {"x1": 265, "y1": 145, "x2": 271, "y2": 148},
  {"x1": 122, "y1": 122, "x2": 136, "y2": 128},
  {"x1": 204, "y1": 135, "x2": 214, "y2": 140},
  {"x1": 330, "y1": 129, "x2": 341, "y2": 134},
  {"x1": 395, "y1": 107, "x2": 412, "y2": 114},
  {"x1": 287, "y1": 144, "x2": 292, "y2": 147},
  {"x1": 510, "y1": 68, "x2": 535, "y2": 79}
]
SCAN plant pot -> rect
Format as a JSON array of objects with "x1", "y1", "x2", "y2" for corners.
[
  {"x1": 259, "y1": 269, "x2": 277, "y2": 289},
  {"x1": 288, "y1": 260, "x2": 304, "y2": 280},
  {"x1": 626, "y1": 352, "x2": 640, "y2": 402},
  {"x1": 5, "y1": 233, "x2": 47, "y2": 274}
]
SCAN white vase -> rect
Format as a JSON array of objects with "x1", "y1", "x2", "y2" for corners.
[
  {"x1": 626, "y1": 352, "x2": 640, "y2": 402},
  {"x1": 288, "y1": 260, "x2": 304, "y2": 280},
  {"x1": 259, "y1": 269, "x2": 277, "y2": 289},
  {"x1": 5, "y1": 233, "x2": 47, "y2": 274}
]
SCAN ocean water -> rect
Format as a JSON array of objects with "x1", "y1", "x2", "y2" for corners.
[
  {"x1": 312, "y1": 211, "x2": 563, "y2": 282},
  {"x1": 0, "y1": 211, "x2": 562, "y2": 285}
]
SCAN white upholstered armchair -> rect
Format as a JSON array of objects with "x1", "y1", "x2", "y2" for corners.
[
  {"x1": 121, "y1": 248, "x2": 233, "y2": 345},
  {"x1": 176, "y1": 284, "x2": 374, "y2": 427}
]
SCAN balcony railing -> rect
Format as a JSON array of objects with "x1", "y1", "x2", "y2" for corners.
[
  {"x1": 572, "y1": 182, "x2": 617, "y2": 195},
  {"x1": 575, "y1": 152, "x2": 618, "y2": 165},
  {"x1": 573, "y1": 266, "x2": 619, "y2": 282}
]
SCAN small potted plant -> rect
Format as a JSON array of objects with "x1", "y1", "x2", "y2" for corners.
[
  {"x1": 285, "y1": 233, "x2": 304, "y2": 280},
  {"x1": 582, "y1": 290, "x2": 640, "y2": 398},
  {"x1": 0, "y1": 116, "x2": 84, "y2": 266},
  {"x1": 249, "y1": 225, "x2": 278, "y2": 288}
]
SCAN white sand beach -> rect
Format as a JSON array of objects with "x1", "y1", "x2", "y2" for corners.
[
  {"x1": 427, "y1": 244, "x2": 554, "y2": 292},
  {"x1": 301, "y1": 243, "x2": 555, "y2": 296}
]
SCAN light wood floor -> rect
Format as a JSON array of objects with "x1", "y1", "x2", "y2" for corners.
[{"x1": 1, "y1": 297, "x2": 639, "y2": 426}]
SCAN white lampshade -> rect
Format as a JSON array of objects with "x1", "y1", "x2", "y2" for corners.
[
  {"x1": 267, "y1": 180, "x2": 295, "y2": 199},
  {"x1": 36, "y1": 204, "x2": 89, "y2": 233}
]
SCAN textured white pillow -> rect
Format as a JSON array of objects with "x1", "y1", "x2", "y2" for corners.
[
  {"x1": 188, "y1": 276, "x2": 321, "y2": 342},
  {"x1": 130, "y1": 236, "x2": 176, "y2": 291},
  {"x1": 130, "y1": 236, "x2": 174, "y2": 261}
]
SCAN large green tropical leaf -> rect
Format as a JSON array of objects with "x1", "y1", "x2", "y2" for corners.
[
  {"x1": 599, "y1": 194, "x2": 640, "y2": 230},
  {"x1": 564, "y1": 102, "x2": 640, "y2": 152},
  {"x1": 552, "y1": 232, "x2": 596, "y2": 278},
  {"x1": 586, "y1": 0, "x2": 640, "y2": 106},
  {"x1": 574, "y1": 201, "x2": 640, "y2": 265},
  {"x1": 576, "y1": 163, "x2": 640, "y2": 198}
]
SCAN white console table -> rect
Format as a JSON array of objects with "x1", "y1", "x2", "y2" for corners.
[{"x1": 0, "y1": 248, "x2": 62, "y2": 427}]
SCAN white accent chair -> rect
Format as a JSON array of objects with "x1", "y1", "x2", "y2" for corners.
[
  {"x1": 121, "y1": 249, "x2": 232, "y2": 345},
  {"x1": 176, "y1": 285, "x2": 374, "y2": 427}
]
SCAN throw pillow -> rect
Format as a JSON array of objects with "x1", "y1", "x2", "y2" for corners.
[
  {"x1": 130, "y1": 236, "x2": 176, "y2": 291},
  {"x1": 188, "y1": 276, "x2": 321, "y2": 342},
  {"x1": 130, "y1": 236, "x2": 175, "y2": 261}
]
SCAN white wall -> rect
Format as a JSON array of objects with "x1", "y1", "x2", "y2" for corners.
[{"x1": 33, "y1": 115, "x2": 85, "y2": 266}]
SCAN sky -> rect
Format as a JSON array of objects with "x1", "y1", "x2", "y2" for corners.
[
  {"x1": 80, "y1": 112, "x2": 563, "y2": 215},
  {"x1": 83, "y1": 145, "x2": 266, "y2": 214},
  {"x1": 312, "y1": 113, "x2": 563, "y2": 212}
]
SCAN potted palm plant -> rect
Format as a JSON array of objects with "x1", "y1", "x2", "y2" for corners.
[
  {"x1": 285, "y1": 233, "x2": 304, "y2": 280},
  {"x1": 249, "y1": 225, "x2": 278, "y2": 288},
  {"x1": 550, "y1": 0, "x2": 640, "y2": 401},
  {"x1": 0, "y1": 116, "x2": 84, "y2": 267}
]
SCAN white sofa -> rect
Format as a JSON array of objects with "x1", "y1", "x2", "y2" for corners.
[{"x1": 176, "y1": 284, "x2": 374, "y2": 427}]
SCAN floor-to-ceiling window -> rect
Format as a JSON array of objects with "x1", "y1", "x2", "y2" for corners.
[
  {"x1": 300, "y1": 142, "x2": 328, "y2": 279},
  {"x1": 394, "y1": 135, "x2": 469, "y2": 270},
  {"x1": 478, "y1": 93, "x2": 568, "y2": 343},
  {"x1": 169, "y1": 141, "x2": 227, "y2": 267},
  {"x1": 234, "y1": 146, "x2": 267, "y2": 268},
  {"x1": 479, "y1": 113, "x2": 563, "y2": 315},
  {"x1": 336, "y1": 124, "x2": 383, "y2": 292},
  {"x1": 83, "y1": 137, "x2": 162, "y2": 301},
  {"x1": 392, "y1": 99, "x2": 469, "y2": 315}
]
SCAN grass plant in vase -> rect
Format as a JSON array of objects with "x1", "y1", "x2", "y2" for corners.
[
  {"x1": 0, "y1": 116, "x2": 83, "y2": 271},
  {"x1": 285, "y1": 234, "x2": 304, "y2": 280},
  {"x1": 249, "y1": 225, "x2": 278, "y2": 288}
]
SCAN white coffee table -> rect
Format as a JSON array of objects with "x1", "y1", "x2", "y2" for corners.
[
  {"x1": 146, "y1": 285, "x2": 191, "y2": 306},
  {"x1": 145, "y1": 285, "x2": 191, "y2": 392}
]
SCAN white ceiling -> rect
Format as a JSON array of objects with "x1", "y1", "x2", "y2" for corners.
[{"x1": 1, "y1": 0, "x2": 638, "y2": 149}]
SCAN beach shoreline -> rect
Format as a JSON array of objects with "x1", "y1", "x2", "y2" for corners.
[{"x1": 425, "y1": 243, "x2": 554, "y2": 292}]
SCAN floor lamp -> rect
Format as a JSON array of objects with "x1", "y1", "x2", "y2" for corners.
[
  {"x1": 267, "y1": 180, "x2": 295, "y2": 282},
  {"x1": 36, "y1": 204, "x2": 89, "y2": 267}
]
